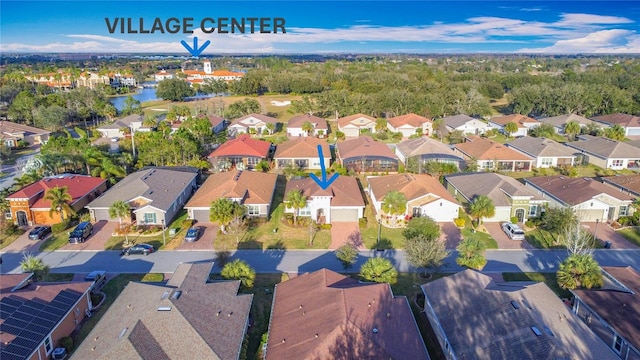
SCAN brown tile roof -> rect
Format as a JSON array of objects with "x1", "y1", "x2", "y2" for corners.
[
  {"x1": 565, "y1": 135, "x2": 640, "y2": 159},
  {"x1": 421, "y1": 270, "x2": 616, "y2": 360},
  {"x1": 72, "y1": 263, "x2": 253, "y2": 360},
  {"x1": 396, "y1": 136, "x2": 462, "y2": 159},
  {"x1": 7, "y1": 174, "x2": 106, "y2": 209},
  {"x1": 185, "y1": 170, "x2": 277, "y2": 207},
  {"x1": 387, "y1": 113, "x2": 431, "y2": 128},
  {"x1": 266, "y1": 269, "x2": 428, "y2": 360},
  {"x1": 274, "y1": 137, "x2": 330, "y2": 159},
  {"x1": 205, "y1": 115, "x2": 225, "y2": 128},
  {"x1": 524, "y1": 176, "x2": 635, "y2": 206},
  {"x1": 445, "y1": 172, "x2": 543, "y2": 206},
  {"x1": 454, "y1": 138, "x2": 534, "y2": 161},
  {"x1": 232, "y1": 113, "x2": 279, "y2": 125},
  {"x1": 489, "y1": 114, "x2": 539, "y2": 128},
  {"x1": 0, "y1": 120, "x2": 50, "y2": 136},
  {"x1": 284, "y1": 176, "x2": 365, "y2": 207},
  {"x1": 572, "y1": 266, "x2": 640, "y2": 351},
  {"x1": 337, "y1": 113, "x2": 377, "y2": 128},
  {"x1": 288, "y1": 114, "x2": 328, "y2": 129},
  {"x1": 208, "y1": 134, "x2": 271, "y2": 158},
  {"x1": 592, "y1": 113, "x2": 640, "y2": 128},
  {"x1": 602, "y1": 174, "x2": 640, "y2": 197},
  {"x1": 336, "y1": 136, "x2": 397, "y2": 161},
  {"x1": 368, "y1": 173, "x2": 458, "y2": 204}
]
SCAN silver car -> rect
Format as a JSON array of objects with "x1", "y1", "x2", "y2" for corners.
[{"x1": 501, "y1": 222, "x2": 525, "y2": 240}]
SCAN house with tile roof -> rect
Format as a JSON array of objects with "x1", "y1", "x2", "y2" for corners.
[
  {"x1": 386, "y1": 113, "x2": 432, "y2": 138},
  {"x1": 506, "y1": 137, "x2": 577, "y2": 168},
  {"x1": 72, "y1": 262, "x2": 253, "y2": 360},
  {"x1": 337, "y1": 113, "x2": 377, "y2": 137},
  {"x1": 154, "y1": 69, "x2": 173, "y2": 81},
  {"x1": 265, "y1": 268, "x2": 429, "y2": 360},
  {"x1": 203, "y1": 114, "x2": 228, "y2": 134},
  {"x1": 395, "y1": 136, "x2": 465, "y2": 170},
  {"x1": 6, "y1": 174, "x2": 107, "y2": 226},
  {"x1": 0, "y1": 273, "x2": 94, "y2": 360},
  {"x1": 284, "y1": 176, "x2": 365, "y2": 224},
  {"x1": 336, "y1": 136, "x2": 398, "y2": 173},
  {"x1": 182, "y1": 61, "x2": 244, "y2": 84},
  {"x1": 454, "y1": 138, "x2": 534, "y2": 172},
  {"x1": 85, "y1": 167, "x2": 198, "y2": 226},
  {"x1": 601, "y1": 174, "x2": 640, "y2": 197},
  {"x1": 368, "y1": 173, "x2": 460, "y2": 222},
  {"x1": 564, "y1": 135, "x2": 640, "y2": 170},
  {"x1": 591, "y1": 113, "x2": 640, "y2": 136},
  {"x1": 227, "y1": 113, "x2": 279, "y2": 137},
  {"x1": 441, "y1": 114, "x2": 489, "y2": 135},
  {"x1": 524, "y1": 176, "x2": 635, "y2": 222},
  {"x1": 421, "y1": 270, "x2": 616, "y2": 360},
  {"x1": 273, "y1": 137, "x2": 331, "y2": 170},
  {"x1": 537, "y1": 113, "x2": 602, "y2": 134},
  {"x1": 445, "y1": 172, "x2": 546, "y2": 223},
  {"x1": 207, "y1": 134, "x2": 272, "y2": 171},
  {"x1": 287, "y1": 114, "x2": 328, "y2": 138},
  {"x1": 185, "y1": 170, "x2": 277, "y2": 222},
  {"x1": 570, "y1": 266, "x2": 640, "y2": 360},
  {"x1": 488, "y1": 114, "x2": 540, "y2": 137},
  {"x1": 0, "y1": 121, "x2": 51, "y2": 147},
  {"x1": 96, "y1": 114, "x2": 145, "y2": 139}
]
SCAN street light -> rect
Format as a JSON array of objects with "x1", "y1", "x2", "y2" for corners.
[
  {"x1": 130, "y1": 125, "x2": 136, "y2": 158},
  {"x1": 161, "y1": 219, "x2": 166, "y2": 247},
  {"x1": 377, "y1": 217, "x2": 382, "y2": 251},
  {"x1": 594, "y1": 218, "x2": 600, "y2": 244}
]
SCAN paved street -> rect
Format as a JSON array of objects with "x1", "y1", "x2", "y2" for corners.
[{"x1": 1, "y1": 248, "x2": 639, "y2": 276}]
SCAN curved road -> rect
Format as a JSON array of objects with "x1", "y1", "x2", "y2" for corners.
[{"x1": 1, "y1": 249, "x2": 639, "y2": 275}]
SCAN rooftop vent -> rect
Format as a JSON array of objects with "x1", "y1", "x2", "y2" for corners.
[
  {"x1": 544, "y1": 326, "x2": 555, "y2": 337},
  {"x1": 157, "y1": 306, "x2": 172, "y2": 311},
  {"x1": 161, "y1": 291, "x2": 169, "y2": 300},
  {"x1": 510, "y1": 301, "x2": 520, "y2": 310},
  {"x1": 119, "y1": 328, "x2": 128, "y2": 339},
  {"x1": 372, "y1": 328, "x2": 379, "y2": 334},
  {"x1": 531, "y1": 326, "x2": 542, "y2": 336},
  {"x1": 172, "y1": 291, "x2": 182, "y2": 300}
]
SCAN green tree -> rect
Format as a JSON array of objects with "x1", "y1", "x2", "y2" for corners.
[
  {"x1": 109, "y1": 200, "x2": 131, "y2": 245},
  {"x1": 403, "y1": 216, "x2": 441, "y2": 241},
  {"x1": 359, "y1": 257, "x2": 398, "y2": 284},
  {"x1": 156, "y1": 78, "x2": 196, "y2": 101},
  {"x1": 210, "y1": 198, "x2": 241, "y2": 233},
  {"x1": 503, "y1": 122, "x2": 519, "y2": 138},
  {"x1": 375, "y1": 118, "x2": 387, "y2": 133},
  {"x1": 405, "y1": 234, "x2": 450, "y2": 276},
  {"x1": 20, "y1": 253, "x2": 50, "y2": 281},
  {"x1": 556, "y1": 254, "x2": 603, "y2": 290},
  {"x1": 285, "y1": 189, "x2": 307, "y2": 225},
  {"x1": 8, "y1": 90, "x2": 36, "y2": 124},
  {"x1": 563, "y1": 120, "x2": 581, "y2": 141},
  {"x1": 604, "y1": 124, "x2": 626, "y2": 141},
  {"x1": 221, "y1": 259, "x2": 256, "y2": 289},
  {"x1": 44, "y1": 186, "x2": 75, "y2": 221},
  {"x1": 335, "y1": 243, "x2": 358, "y2": 270},
  {"x1": 301, "y1": 121, "x2": 315, "y2": 136},
  {"x1": 122, "y1": 95, "x2": 142, "y2": 116},
  {"x1": 265, "y1": 122, "x2": 275, "y2": 135},
  {"x1": 469, "y1": 195, "x2": 495, "y2": 228},
  {"x1": 455, "y1": 238, "x2": 487, "y2": 270},
  {"x1": 255, "y1": 160, "x2": 270, "y2": 172},
  {"x1": 381, "y1": 190, "x2": 407, "y2": 225},
  {"x1": 540, "y1": 206, "x2": 579, "y2": 234}
]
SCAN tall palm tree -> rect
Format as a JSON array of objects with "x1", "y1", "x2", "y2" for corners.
[
  {"x1": 301, "y1": 121, "x2": 315, "y2": 137},
  {"x1": 469, "y1": 195, "x2": 495, "y2": 228},
  {"x1": 109, "y1": 200, "x2": 131, "y2": 244},
  {"x1": 210, "y1": 198, "x2": 242, "y2": 233},
  {"x1": 556, "y1": 254, "x2": 603, "y2": 290},
  {"x1": 285, "y1": 189, "x2": 307, "y2": 225},
  {"x1": 563, "y1": 120, "x2": 581, "y2": 141},
  {"x1": 381, "y1": 190, "x2": 407, "y2": 226},
  {"x1": 44, "y1": 186, "x2": 74, "y2": 222}
]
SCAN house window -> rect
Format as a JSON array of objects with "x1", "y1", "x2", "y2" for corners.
[
  {"x1": 540, "y1": 158, "x2": 553, "y2": 167},
  {"x1": 619, "y1": 205, "x2": 629, "y2": 217},
  {"x1": 529, "y1": 205, "x2": 538, "y2": 217},
  {"x1": 246, "y1": 157, "x2": 259, "y2": 166},
  {"x1": 298, "y1": 206, "x2": 311, "y2": 217},
  {"x1": 4, "y1": 210, "x2": 11, "y2": 220},
  {"x1": 44, "y1": 336, "x2": 53, "y2": 354},
  {"x1": 143, "y1": 213, "x2": 156, "y2": 224},
  {"x1": 613, "y1": 334, "x2": 623, "y2": 353},
  {"x1": 247, "y1": 205, "x2": 260, "y2": 216},
  {"x1": 611, "y1": 159, "x2": 624, "y2": 167}
]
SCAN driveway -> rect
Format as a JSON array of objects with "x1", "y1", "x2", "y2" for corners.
[
  {"x1": 439, "y1": 222, "x2": 462, "y2": 249},
  {"x1": 1, "y1": 228, "x2": 44, "y2": 253},
  {"x1": 484, "y1": 222, "x2": 533, "y2": 250},
  {"x1": 177, "y1": 223, "x2": 218, "y2": 250},
  {"x1": 329, "y1": 222, "x2": 363, "y2": 250},
  {"x1": 61, "y1": 221, "x2": 116, "y2": 251},
  {"x1": 582, "y1": 222, "x2": 639, "y2": 249}
]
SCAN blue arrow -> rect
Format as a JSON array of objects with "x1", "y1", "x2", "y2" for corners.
[
  {"x1": 180, "y1": 37, "x2": 211, "y2": 57},
  {"x1": 309, "y1": 145, "x2": 338, "y2": 190}
]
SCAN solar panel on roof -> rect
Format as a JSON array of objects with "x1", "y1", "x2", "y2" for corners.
[
  {"x1": 25, "y1": 323, "x2": 49, "y2": 336},
  {"x1": 37, "y1": 310, "x2": 61, "y2": 321},
  {"x1": 23, "y1": 299, "x2": 47, "y2": 311},
  {"x1": 9, "y1": 336, "x2": 39, "y2": 349},
  {"x1": 0, "y1": 309, "x2": 12, "y2": 320},
  {"x1": 3, "y1": 342, "x2": 33, "y2": 357},
  {"x1": 0, "y1": 323, "x2": 23, "y2": 335},
  {"x1": 17, "y1": 329, "x2": 43, "y2": 343},
  {"x1": 4, "y1": 317, "x2": 29, "y2": 329},
  {"x1": 1, "y1": 297, "x2": 23, "y2": 308},
  {"x1": 45, "y1": 306, "x2": 66, "y2": 318},
  {"x1": 12, "y1": 311, "x2": 35, "y2": 322}
]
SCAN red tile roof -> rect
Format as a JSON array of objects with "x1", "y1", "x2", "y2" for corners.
[
  {"x1": 337, "y1": 136, "x2": 397, "y2": 160},
  {"x1": 208, "y1": 134, "x2": 271, "y2": 158},
  {"x1": 387, "y1": 113, "x2": 431, "y2": 128},
  {"x1": 7, "y1": 174, "x2": 106, "y2": 209},
  {"x1": 455, "y1": 138, "x2": 534, "y2": 161}
]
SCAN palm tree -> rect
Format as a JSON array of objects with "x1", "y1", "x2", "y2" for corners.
[
  {"x1": 265, "y1": 122, "x2": 275, "y2": 135},
  {"x1": 564, "y1": 120, "x2": 581, "y2": 141},
  {"x1": 44, "y1": 186, "x2": 74, "y2": 222},
  {"x1": 20, "y1": 253, "x2": 50, "y2": 281},
  {"x1": 469, "y1": 195, "x2": 495, "y2": 228},
  {"x1": 301, "y1": 121, "x2": 315, "y2": 137},
  {"x1": 504, "y1": 122, "x2": 519, "y2": 138},
  {"x1": 285, "y1": 189, "x2": 307, "y2": 226},
  {"x1": 375, "y1": 118, "x2": 387, "y2": 133},
  {"x1": 381, "y1": 190, "x2": 407, "y2": 226},
  {"x1": 210, "y1": 198, "x2": 239, "y2": 233},
  {"x1": 359, "y1": 257, "x2": 398, "y2": 284},
  {"x1": 109, "y1": 200, "x2": 131, "y2": 244},
  {"x1": 557, "y1": 254, "x2": 603, "y2": 290}
]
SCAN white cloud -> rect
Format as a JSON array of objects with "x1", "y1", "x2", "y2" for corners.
[
  {"x1": 554, "y1": 13, "x2": 633, "y2": 26},
  {"x1": 518, "y1": 29, "x2": 640, "y2": 53}
]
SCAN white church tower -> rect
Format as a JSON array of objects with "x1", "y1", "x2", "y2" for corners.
[{"x1": 203, "y1": 61, "x2": 212, "y2": 74}]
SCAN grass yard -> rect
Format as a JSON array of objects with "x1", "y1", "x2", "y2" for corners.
[
  {"x1": 524, "y1": 228, "x2": 564, "y2": 249},
  {"x1": 0, "y1": 232, "x2": 23, "y2": 250},
  {"x1": 618, "y1": 227, "x2": 640, "y2": 247},
  {"x1": 359, "y1": 198, "x2": 405, "y2": 249},
  {"x1": 103, "y1": 210, "x2": 191, "y2": 250},
  {"x1": 461, "y1": 227, "x2": 498, "y2": 249},
  {"x1": 502, "y1": 272, "x2": 572, "y2": 299},
  {"x1": 39, "y1": 233, "x2": 70, "y2": 251},
  {"x1": 69, "y1": 273, "x2": 164, "y2": 355}
]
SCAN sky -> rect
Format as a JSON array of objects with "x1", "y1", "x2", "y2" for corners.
[{"x1": 1, "y1": 1, "x2": 640, "y2": 54}]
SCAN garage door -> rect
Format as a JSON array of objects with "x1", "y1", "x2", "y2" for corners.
[
  {"x1": 191, "y1": 209, "x2": 211, "y2": 223},
  {"x1": 627, "y1": 128, "x2": 640, "y2": 136},
  {"x1": 331, "y1": 209, "x2": 359, "y2": 222}
]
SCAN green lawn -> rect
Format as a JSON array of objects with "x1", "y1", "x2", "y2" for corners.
[
  {"x1": 104, "y1": 210, "x2": 191, "y2": 251},
  {"x1": 502, "y1": 272, "x2": 572, "y2": 299},
  {"x1": 525, "y1": 228, "x2": 564, "y2": 249},
  {"x1": 618, "y1": 227, "x2": 640, "y2": 247},
  {"x1": 359, "y1": 200, "x2": 405, "y2": 249},
  {"x1": 0, "y1": 232, "x2": 23, "y2": 250},
  {"x1": 39, "y1": 233, "x2": 71, "y2": 251},
  {"x1": 461, "y1": 227, "x2": 498, "y2": 249}
]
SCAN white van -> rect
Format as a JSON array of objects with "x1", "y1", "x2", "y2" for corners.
[{"x1": 501, "y1": 222, "x2": 525, "y2": 240}]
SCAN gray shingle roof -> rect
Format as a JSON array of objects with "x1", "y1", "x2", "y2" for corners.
[
  {"x1": 537, "y1": 113, "x2": 597, "y2": 129},
  {"x1": 506, "y1": 137, "x2": 577, "y2": 158},
  {"x1": 98, "y1": 114, "x2": 144, "y2": 130},
  {"x1": 442, "y1": 114, "x2": 476, "y2": 128},
  {"x1": 445, "y1": 172, "x2": 542, "y2": 206},
  {"x1": 86, "y1": 167, "x2": 198, "y2": 211},
  {"x1": 565, "y1": 136, "x2": 640, "y2": 159}
]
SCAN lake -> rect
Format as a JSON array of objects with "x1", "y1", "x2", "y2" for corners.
[{"x1": 110, "y1": 85, "x2": 226, "y2": 111}]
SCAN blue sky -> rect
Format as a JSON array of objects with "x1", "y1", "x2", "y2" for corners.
[{"x1": 1, "y1": 1, "x2": 639, "y2": 54}]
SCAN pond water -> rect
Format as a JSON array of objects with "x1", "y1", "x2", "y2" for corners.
[{"x1": 110, "y1": 85, "x2": 226, "y2": 111}]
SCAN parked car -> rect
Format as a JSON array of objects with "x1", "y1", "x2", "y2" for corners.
[
  {"x1": 121, "y1": 243, "x2": 155, "y2": 256},
  {"x1": 501, "y1": 222, "x2": 525, "y2": 240},
  {"x1": 28, "y1": 226, "x2": 52, "y2": 240},
  {"x1": 184, "y1": 227, "x2": 200, "y2": 242},
  {"x1": 68, "y1": 221, "x2": 93, "y2": 243},
  {"x1": 85, "y1": 270, "x2": 107, "y2": 293}
]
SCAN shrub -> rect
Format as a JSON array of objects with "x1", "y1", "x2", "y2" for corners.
[
  {"x1": 525, "y1": 220, "x2": 535, "y2": 228},
  {"x1": 454, "y1": 217, "x2": 465, "y2": 228},
  {"x1": 320, "y1": 223, "x2": 332, "y2": 230},
  {"x1": 52, "y1": 219, "x2": 76, "y2": 233},
  {"x1": 510, "y1": 216, "x2": 519, "y2": 224},
  {"x1": 375, "y1": 132, "x2": 389, "y2": 141},
  {"x1": 359, "y1": 217, "x2": 368, "y2": 228},
  {"x1": 182, "y1": 219, "x2": 194, "y2": 228},
  {"x1": 391, "y1": 132, "x2": 403, "y2": 141},
  {"x1": 59, "y1": 336, "x2": 73, "y2": 352}
]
